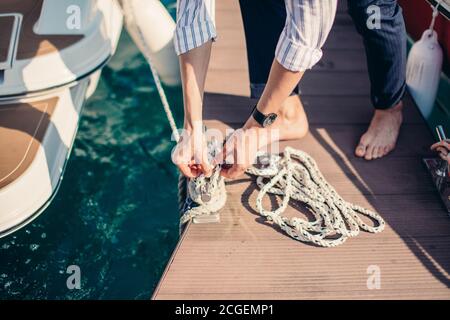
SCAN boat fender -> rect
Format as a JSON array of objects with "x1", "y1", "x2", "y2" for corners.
[
  {"x1": 406, "y1": 2, "x2": 444, "y2": 117},
  {"x1": 121, "y1": 0, "x2": 181, "y2": 86}
]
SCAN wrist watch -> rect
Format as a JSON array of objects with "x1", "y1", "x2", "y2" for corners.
[{"x1": 251, "y1": 105, "x2": 277, "y2": 128}]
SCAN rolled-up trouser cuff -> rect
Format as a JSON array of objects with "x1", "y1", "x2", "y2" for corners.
[
  {"x1": 174, "y1": 21, "x2": 217, "y2": 56},
  {"x1": 373, "y1": 82, "x2": 407, "y2": 110},
  {"x1": 250, "y1": 83, "x2": 299, "y2": 99}
]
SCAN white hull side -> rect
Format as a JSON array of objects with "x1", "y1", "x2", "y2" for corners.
[
  {"x1": 0, "y1": 0, "x2": 123, "y2": 97},
  {"x1": 0, "y1": 79, "x2": 89, "y2": 237}
]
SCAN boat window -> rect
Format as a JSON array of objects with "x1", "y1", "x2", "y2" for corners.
[{"x1": 0, "y1": 14, "x2": 22, "y2": 71}]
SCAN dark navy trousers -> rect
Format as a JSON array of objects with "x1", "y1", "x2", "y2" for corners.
[{"x1": 239, "y1": 0, "x2": 407, "y2": 109}]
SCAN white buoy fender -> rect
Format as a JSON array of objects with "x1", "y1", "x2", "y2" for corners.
[
  {"x1": 121, "y1": 0, "x2": 181, "y2": 86},
  {"x1": 406, "y1": 29, "x2": 443, "y2": 117}
]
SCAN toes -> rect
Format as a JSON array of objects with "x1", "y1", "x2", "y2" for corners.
[
  {"x1": 365, "y1": 145, "x2": 375, "y2": 160},
  {"x1": 355, "y1": 143, "x2": 367, "y2": 157},
  {"x1": 372, "y1": 146, "x2": 380, "y2": 159},
  {"x1": 384, "y1": 144, "x2": 395, "y2": 156},
  {"x1": 371, "y1": 145, "x2": 391, "y2": 160},
  {"x1": 372, "y1": 146, "x2": 381, "y2": 160},
  {"x1": 365, "y1": 145, "x2": 384, "y2": 160},
  {"x1": 375, "y1": 144, "x2": 395, "y2": 159},
  {"x1": 356, "y1": 133, "x2": 372, "y2": 158},
  {"x1": 376, "y1": 146, "x2": 387, "y2": 158},
  {"x1": 357, "y1": 130, "x2": 399, "y2": 160}
]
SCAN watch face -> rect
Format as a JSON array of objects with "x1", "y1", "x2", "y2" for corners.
[{"x1": 263, "y1": 113, "x2": 277, "y2": 127}]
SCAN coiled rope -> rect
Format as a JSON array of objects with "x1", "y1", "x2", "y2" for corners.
[
  {"x1": 246, "y1": 147, "x2": 385, "y2": 247},
  {"x1": 179, "y1": 146, "x2": 385, "y2": 247}
]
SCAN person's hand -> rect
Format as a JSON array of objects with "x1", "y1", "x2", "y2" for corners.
[
  {"x1": 218, "y1": 121, "x2": 278, "y2": 179},
  {"x1": 172, "y1": 126, "x2": 213, "y2": 178},
  {"x1": 218, "y1": 129, "x2": 259, "y2": 179},
  {"x1": 431, "y1": 139, "x2": 450, "y2": 164}
]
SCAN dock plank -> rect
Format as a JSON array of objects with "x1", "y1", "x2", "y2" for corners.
[{"x1": 153, "y1": 1, "x2": 450, "y2": 300}]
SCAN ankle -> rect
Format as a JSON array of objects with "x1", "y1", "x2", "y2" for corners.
[
  {"x1": 374, "y1": 102, "x2": 403, "y2": 120},
  {"x1": 379, "y1": 101, "x2": 403, "y2": 114},
  {"x1": 280, "y1": 95, "x2": 301, "y2": 122}
]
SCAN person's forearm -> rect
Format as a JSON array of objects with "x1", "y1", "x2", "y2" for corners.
[
  {"x1": 241, "y1": 0, "x2": 337, "y2": 130},
  {"x1": 179, "y1": 40, "x2": 212, "y2": 131},
  {"x1": 258, "y1": 60, "x2": 304, "y2": 114},
  {"x1": 243, "y1": 60, "x2": 303, "y2": 129}
]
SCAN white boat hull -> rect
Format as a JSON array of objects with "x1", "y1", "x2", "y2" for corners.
[
  {"x1": 0, "y1": 79, "x2": 89, "y2": 237},
  {"x1": 0, "y1": 0, "x2": 124, "y2": 237},
  {"x1": 0, "y1": 0, "x2": 123, "y2": 97}
]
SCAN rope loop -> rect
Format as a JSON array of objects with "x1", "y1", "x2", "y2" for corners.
[{"x1": 247, "y1": 147, "x2": 385, "y2": 247}]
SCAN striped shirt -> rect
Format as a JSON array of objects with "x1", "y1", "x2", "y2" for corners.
[{"x1": 174, "y1": 0, "x2": 337, "y2": 72}]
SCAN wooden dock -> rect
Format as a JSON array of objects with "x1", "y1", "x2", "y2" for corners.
[{"x1": 153, "y1": 1, "x2": 450, "y2": 299}]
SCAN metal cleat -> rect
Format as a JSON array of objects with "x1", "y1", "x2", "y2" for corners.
[{"x1": 193, "y1": 213, "x2": 220, "y2": 224}]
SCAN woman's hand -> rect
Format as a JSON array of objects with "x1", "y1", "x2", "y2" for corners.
[
  {"x1": 431, "y1": 139, "x2": 450, "y2": 164},
  {"x1": 172, "y1": 126, "x2": 213, "y2": 178}
]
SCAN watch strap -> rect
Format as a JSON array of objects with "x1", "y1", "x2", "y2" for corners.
[{"x1": 252, "y1": 105, "x2": 266, "y2": 127}]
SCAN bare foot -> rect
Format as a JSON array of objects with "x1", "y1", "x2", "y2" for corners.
[
  {"x1": 355, "y1": 101, "x2": 403, "y2": 160},
  {"x1": 272, "y1": 95, "x2": 309, "y2": 141}
]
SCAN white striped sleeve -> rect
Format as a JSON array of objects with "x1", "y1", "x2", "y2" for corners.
[
  {"x1": 174, "y1": 0, "x2": 217, "y2": 56},
  {"x1": 276, "y1": 0, "x2": 337, "y2": 72}
]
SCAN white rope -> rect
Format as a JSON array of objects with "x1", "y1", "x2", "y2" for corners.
[
  {"x1": 180, "y1": 165, "x2": 226, "y2": 224},
  {"x1": 181, "y1": 146, "x2": 385, "y2": 247},
  {"x1": 429, "y1": 0, "x2": 443, "y2": 32},
  {"x1": 246, "y1": 147, "x2": 385, "y2": 247},
  {"x1": 121, "y1": 0, "x2": 180, "y2": 142},
  {"x1": 180, "y1": 139, "x2": 226, "y2": 225}
]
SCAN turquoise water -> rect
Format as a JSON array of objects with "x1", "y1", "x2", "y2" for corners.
[{"x1": 0, "y1": 4, "x2": 184, "y2": 299}]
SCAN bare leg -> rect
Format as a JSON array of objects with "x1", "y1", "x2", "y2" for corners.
[
  {"x1": 255, "y1": 60, "x2": 304, "y2": 115},
  {"x1": 244, "y1": 60, "x2": 307, "y2": 134},
  {"x1": 347, "y1": 0, "x2": 406, "y2": 161},
  {"x1": 355, "y1": 101, "x2": 403, "y2": 160},
  {"x1": 273, "y1": 94, "x2": 309, "y2": 141},
  {"x1": 244, "y1": 60, "x2": 308, "y2": 141}
]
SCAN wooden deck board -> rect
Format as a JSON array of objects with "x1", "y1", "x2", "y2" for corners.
[
  {"x1": 153, "y1": 1, "x2": 450, "y2": 300},
  {"x1": 203, "y1": 94, "x2": 424, "y2": 124}
]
